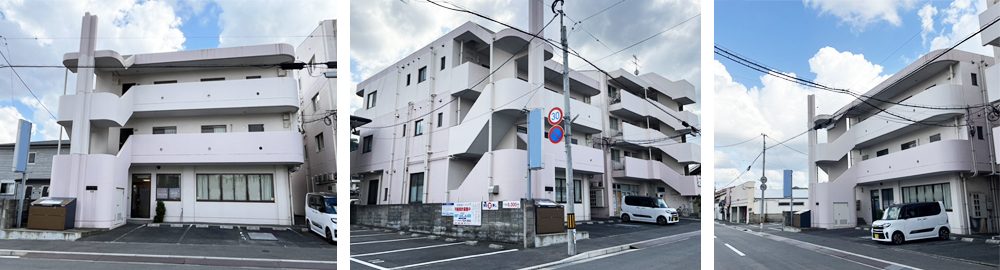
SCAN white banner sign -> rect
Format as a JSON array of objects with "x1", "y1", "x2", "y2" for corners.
[
  {"x1": 442, "y1": 203, "x2": 455, "y2": 216},
  {"x1": 482, "y1": 201, "x2": 500, "y2": 210},
  {"x1": 454, "y1": 202, "x2": 482, "y2": 226},
  {"x1": 502, "y1": 201, "x2": 521, "y2": 209}
]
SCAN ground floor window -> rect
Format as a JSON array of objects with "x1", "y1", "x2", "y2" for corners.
[
  {"x1": 409, "y1": 173, "x2": 424, "y2": 203},
  {"x1": 196, "y1": 174, "x2": 274, "y2": 202},
  {"x1": 902, "y1": 183, "x2": 951, "y2": 210},
  {"x1": 556, "y1": 179, "x2": 582, "y2": 204},
  {"x1": 156, "y1": 174, "x2": 181, "y2": 200}
]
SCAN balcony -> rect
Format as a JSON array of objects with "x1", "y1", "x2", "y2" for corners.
[
  {"x1": 612, "y1": 156, "x2": 698, "y2": 196},
  {"x1": 619, "y1": 122, "x2": 699, "y2": 164},
  {"x1": 610, "y1": 90, "x2": 698, "y2": 132},
  {"x1": 447, "y1": 62, "x2": 491, "y2": 98},
  {"x1": 832, "y1": 140, "x2": 981, "y2": 185},
  {"x1": 815, "y1": 84, "x2": 970, "y2": 162},
  {"x1": 58, "y1": 77, "x2": 299, "y2": 128},
  {"x1": 981, "y1": 3, "x2": 1000, "y2": 47},
  {"x1": 130, "y1": 131, "x2": 304, "y2": 165},
  {"x1": 640, "y1": 73, "x2": 696, "y2": 105}
]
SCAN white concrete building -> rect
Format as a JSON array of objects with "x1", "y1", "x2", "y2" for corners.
[
  {"x1": 291, "y1": 19, "x2": 337, "y2": 217},
  {"x1": 807, "y1": 48, "x2": 995, "y2": 234},
  {"x1": 350, "y1": 18, "x2": 699, "y2": 221},
  {"x1": 50, "y1": 13, "x2": 303, "y2": 229}
]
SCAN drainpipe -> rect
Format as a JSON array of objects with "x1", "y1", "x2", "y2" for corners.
[
  {"x1": 387, "y1": 69, "x2": 402, "y2": 204},
  {"x1": 979, "y1": 60, "x2": 997, "y2": 176},
  {"x1": 487, "y1": 35, "x2": 495, "y2": 201},
  {"x1": 403, "y1": 101, "x2": 413, "y2": 203},
  {"x1": 424, "y1": 47, "x2": 436, "y2": 203}
]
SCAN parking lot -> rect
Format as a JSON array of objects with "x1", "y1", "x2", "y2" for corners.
[
  {"x1": 351, "y1": 218, "x2": 700, "y2": 270},
  {"x1": 79, "y1": 222, "x2": 334, "y2": 249}
]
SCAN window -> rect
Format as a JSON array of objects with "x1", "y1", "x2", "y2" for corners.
[
  {"x1": 441, "y1": 56, "x2": 446, "y2": 70},
  {"x1": 248, "y1": 124, "x2": 264, "y2": 132},
  {"x1": 0, "y1": 183, "x2": 14, "y2": 194},
  {"x1": 122, "y1": 83, "x2": 136, "y2": 95},
  {"x1": 862, "y1": 154, "x2": 869, "y2": 161},
  {"x1": 415, "y1": 119, "x2": 424, "y2": 136},
  {"x1": 611, "y1": 149, "x2": 621, "y2": 162},
  {"x1": 555, "y1": 179, "x2": 583, "y2": 203},
  {"x1": 27, "y1": 152, "x2": 36, "y2": 164},
  {"x1": 312, "y1": 93, "x2": 321, "y2": 112},
  {"x1": 197, "y1": 174, "x2": 274, "y2": 202},
  {"x1": 657, "y1": 187, "x2": 666, "y2": 193},
  {"x1": 900, "y1": 140, "x2": 916, "y2": 150},
  {"x1": 315, "y1": 133, "x2": 325, "y2": 152},
  {"x1": 363, "y1": 135, "x2": 373, "y2": 153},
  {"x1": 607, "y1": 85, "x2": 618, "y2": 98},
  {"x1": 778, "y1": 202, "x2": 805, "y2": 206},
  {"x1": 156, "y1": 174, "x2": 181, "y2": 200},
  {"x1": 609, "y1": 116, "x2": 619, "y2": 131},
  {"x1": 201, "y1": 125, "x2": 227, "y2": 133},
  {"x1": 517, "y1": 126, "x2": 527, "y2": 134},
  {"x1": 972, "y1": 73, "x2": 978, "y2": 86},
  {"x1": 930, "y1": 133, "x2": 941, "y2": 142},
  {"x1": 437, "y1": 113, "x2": 443, "y2": 127},
  {"x1": 409, "y1": 173, "x2": 424, "y2": 203},
  {"x1": 246, "y1": 76, "x2": 261, "y2": 79},
  {"x1": 978, "y1": 126, "x2": 984, "y2": 140},
  {"x1": 200, "y1": 77, "x2": 225, "y2": 82},
  {"x1": 367, "y1": 91, "x2": 377, "y2": 109},
  {"x1": 902, "y1": 183, "x2": 952, "y2": 210},
  {"x1": 876, "y1": 149, "x2": 889, "y2": 157},
  {"x1": 153, "y1": 126, "x2": 177, "y2": 134},
  {"x1": 418, "y1": 67, "x2": 427, "y2": 83},
  {"x1": 153, "y1": 80, "x2": 177, "y2": 84},
  {"x1": 407, "y1": 74, "x2": 411, "y2": 86}
]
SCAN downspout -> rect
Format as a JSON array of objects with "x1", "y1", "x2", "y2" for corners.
[
  {"x1": 488, "y1": 34, "x2": 495, "y2": 201},
  {"x1": 403, "y1": 101, "x2": 412, "y2": 203},
  {"x1": 424, "y1": 46, "x2": 436, "y2": 203},
  {"x1": 387, "y1": 70, "x2": 402, "y2": 204},
  {"x1": 978, "y1": 60, "x2": 996, "y2": 176}
]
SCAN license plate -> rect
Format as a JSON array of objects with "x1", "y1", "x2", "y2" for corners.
[
  {"x1": 672, "y1": 218, "x2": 677, "y2": 221},
  {"x1": 874, "y1": 234, "x2": 880, "y2": 239}
]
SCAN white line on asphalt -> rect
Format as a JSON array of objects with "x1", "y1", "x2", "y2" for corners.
[
  {"x1": 0, "y1": 249, "x2": 336, "y2": 264},
  {"x1": 390, "y1": 249, "x2": 519, "y2": 269},
  {"x1": 517, "y1": 231, "x2": 701, "y2": 270},
  {"x1": 352, "y1": 238, "x2": 422, "y2": 245},
  {"x1": 351, "y1": 257, "x2": 391, "y2": 270},
  {"x1": 724, "y1": 243, "x2": 745, "y2": 256},
  {"x1": 758, "y1": 233, "x2": 924, "y2": 270},
  {"x1": 352, "y1": 233, "x2": 396, "y2": 237},
  {"x1": 542, "y1": 250, "x2": 638, "y2": 270},
  {"x1": 352, "y1": 243, "x2": 464, "y2": 257}
]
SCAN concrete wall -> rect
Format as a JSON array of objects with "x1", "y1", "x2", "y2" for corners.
[{"x1": 351, "y1": 200, "x2": 536, "y2": 247}]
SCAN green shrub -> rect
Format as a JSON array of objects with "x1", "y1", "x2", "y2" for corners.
[{"x1": 154, "y1": 201, "x2": 166, "y2": 223}]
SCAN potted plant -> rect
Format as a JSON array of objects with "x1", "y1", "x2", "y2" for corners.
[{"x1": 154, "y1": 201, "x2": 166, "y2": 223}]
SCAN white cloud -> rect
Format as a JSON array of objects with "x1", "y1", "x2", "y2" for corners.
[
  {"x1": 714, "y1": 46, "x2": 890, "y2": 189},
  {"x1": 0, "y1": 106, "x2": 27, "y2": 143},
  {"x1": 918, "y1": 4, "x2": 937, "y2": 44},
  {"x1": 803, "y1": 0, "x2": 919, "y2": 30},
  {"x1": 927, "y1": 0, "x2": 993, "y2": 57},
  {"x1": 214, "y1": 0, "x2": 336, "y2": 48},
  {"x1": 350, "y1": 83, "x2": 361, "y2": 114}
]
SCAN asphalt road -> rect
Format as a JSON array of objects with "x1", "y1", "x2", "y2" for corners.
[
  {"x1": 0, "y1": 257, "x2": 240, "y2": 270},
  {"x1": 715, "y1": 222, "x2": 996, "y2": 270},
  {"x1": 549, "y1": 235, "x2": 700, "y2": 269}
]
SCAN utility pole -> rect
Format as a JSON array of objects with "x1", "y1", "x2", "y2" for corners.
[
  {"x1": 760, "y1": 134, "x2": 766, "y2": 233},
  {"x1": 555, "y1": 0, "x2": 576, "y2": 256}
]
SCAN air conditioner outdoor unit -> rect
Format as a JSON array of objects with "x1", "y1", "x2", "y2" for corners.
[{"x1": 488, "y1": 185, "x2": 499, "y2": 194}]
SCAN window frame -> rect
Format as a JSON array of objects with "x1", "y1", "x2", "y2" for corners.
[
  {"x1": 152, "y1": 126, "x2": 177, "y2": 134},
  {"x1": 437, "y1": 113, "x2": 443, "y2": 127},
  {"x1": 27, "y1": 152, "x2": 36, "y2": 165},
  {"x1": 201, "y1": 125, "x2": 227, "y2": 134},
  {"x1": 155, "y1": 174, "x2": 182, "y2": 201},
  {"x1": 418, "y1": 67, "x2": 428, "y2": 83},
  {"x1": 315, "y1": 132, "x2": 325, "y2": 152},
  {"x1": 367, "y1": 91, "x2": 377, "y2": 109},
  {"x1": 930, "y1": 133, "x2": 941, "y2": 142},
  {"x1": 362, "y1": 135, "x2": 374, "y2": 153},
  {"x1": 876, "y1": 149, "x2": 889, "y2": 157},
  {"x1": 195, "y1": 174, "x2": 275, "y2": 202},
  {"x1": 409, "y1": 173, "x2": 425, "y2": 203},
  {"x1": 555, "y1": 179, "x2": 583, "y2": 204},
  {"x1": 248, "y1": 124, "x2": 264, "y2": 132},
  {"x1": 415, "y1": 119, "x2": 424, "y2": 136}
]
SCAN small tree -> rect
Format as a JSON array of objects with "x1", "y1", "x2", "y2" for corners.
[{"x1": 154, "y1": 201, "x2": 166, "y2": 223}]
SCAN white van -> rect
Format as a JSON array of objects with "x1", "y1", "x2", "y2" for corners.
[
  {"x1": 872, "y1": 201, "x2": 950, "y2": 245},
  {"x1": 620, "y1": 195, "x2": 679, "y2": 225},
  {"x1": 306, "y1": 192, "x2": 337, "y2": 244}
]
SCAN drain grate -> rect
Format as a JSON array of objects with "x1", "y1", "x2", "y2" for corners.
[{"x1": 247, "y1": 232, "x2": 278, "y2": 241}]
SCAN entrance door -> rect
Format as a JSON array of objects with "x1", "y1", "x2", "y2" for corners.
[
  {"x1": 367, "y1": 180, "x2": 379, "y2": 205},
  {"x1": 116, "y1": 188, "x2": 125, "y2": 222},
  {"x1": 131, "y1": 174, "x2": 151, "y2": 218},
  {"x1": 870, "y1": 190, "x2": 880, "y2": 222},
  {"x1": 834, "y1": 202, "x2": 849, "y2": 226}
]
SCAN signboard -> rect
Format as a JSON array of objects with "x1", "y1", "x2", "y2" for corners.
[
  {"x1": 528, "y1": 109, "x2": 543, "y2": 169},
  {"x1": 549, "y1": 126, "x2": 563, "y2": 144},
  {"x1": 482, "y1": 201, "x2": 499, "y2": 210},
  {"x1": 783, "y1": 170, "x2": 793, "y2": 198},
  {"x1": 156, "y1": 188, "x2": 169, "y2": 199},
  {"x1": 548, "y1": 107, "x2": 563, "y2": 125},
  {"x1": 502, "y1": 201, "x2": 521, "y2": 209},
  {"x1": 453, "y1": 202, "x2": 482, "y2": 226},
  {"x1": 442, "y1": 203, "x2": 455, "y2": 216},
  {"x1": 11, "y1": 119, "x2": 31, "y2": 173}
]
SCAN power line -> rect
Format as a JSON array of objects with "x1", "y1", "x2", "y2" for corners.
[
  {"x1": 0, "y1": 34, "x2": 333, "y2": 40},
  {"x1": 579, "y1": 13, "x2": 700, "y2": 70},
  {"x1": 577, "y1": 0, "x2": 626, "y2": 23},
  {"x1": 766, "y1": 134, "x2": 807, "y2": 156},
  {"x1": 0, "y1": 49, "x2": 55, "y2": 120},
  {"x1": 1, "y1": 62, "x2": 334, "y2": 69},
  {"x1": 715, "y1": 134, "x2": 761, "y2": 148}
]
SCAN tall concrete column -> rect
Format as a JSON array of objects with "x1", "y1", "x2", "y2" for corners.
[
  {"x1": 67, "y1": 13, "x2": 98, "y2": 208},
  {"x1": 807, "y1": 94, "x2": 818, "y2": 217}
]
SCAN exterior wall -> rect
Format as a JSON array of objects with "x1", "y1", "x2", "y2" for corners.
[
  {"x1": 292, "y1": 20, "x2": 337, "y2": 216},
  {"x1": 350, "y1": 200, "x2": 536, "y2": 247},
  {"x1": 0, "y1": 143, "x2": 66, "y2": 200}
]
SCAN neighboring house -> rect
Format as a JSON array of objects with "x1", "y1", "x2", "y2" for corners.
[
  {"x1": 291, "y1": 19, "x2": 337, "y2": 217},
  {"x1": 751, "y1": 189, "x2": 808, "y2": 223},
  {"x1": 725, "y1": 182, "x2": 755, "y2": 224},
  {"x1": 50, "y1": 13, "x2": 303, "y2": 229},
  {"x1": 0, "y1": 140, "x2": 69, "y2": 200},
  {"x1": 807, "y1": 49, "x2": 995, "y2": 235},
  {"x1": 350, "y1": 21, "x2": 699, "y2": 221}
]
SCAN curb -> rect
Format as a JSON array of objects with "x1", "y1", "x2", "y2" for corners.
[{"x1": 517, "y1": 231, "x2": 699, "y2": 270}]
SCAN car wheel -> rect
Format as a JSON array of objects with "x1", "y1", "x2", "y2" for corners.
[
  {"x1": 657, "y1": 216, "x2": 667, "y2": 226},
  {"x1": 326, "y1": 228, "x2": 334, "y2": 244},
  {"x1": 621, "y1": 214, "x2": 630, "y2": 223},
  {"x1": 938, "y1": 227, "x2": 950, "y2": 240},
  {"x1": 891, "y1": 232, "x2": 904, "y2": 245}
]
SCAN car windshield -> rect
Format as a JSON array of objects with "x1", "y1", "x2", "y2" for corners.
[
  {"x1": 655, "y1": 199, "x2": 669, "y2": 208},
  {"x1": 325, "y1": 198, "x2": 336, "y2": 214},
  {"x1": 883, "y1": 205, "x2": 901, "y2": 220}
]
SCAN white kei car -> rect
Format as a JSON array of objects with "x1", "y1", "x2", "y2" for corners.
[
  {"x1": 871, "y1": 201, "x2": 950, "y2": 245},
  {"x1": 306, "y1": 192, "x2": 337, "y2": 244}
]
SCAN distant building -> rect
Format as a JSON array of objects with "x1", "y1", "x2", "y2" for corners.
[
  {"x1": 0, "y1": 140, "x2": 69, "y2": 200},
  {"x1": 291, "y1": 19, "x2": 337, "y2": 217}
]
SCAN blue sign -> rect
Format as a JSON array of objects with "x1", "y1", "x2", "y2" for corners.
[
  {"x1": 783, "y1": 170, "x2": 793, "y2": 198},
  {"x1": 12, "y1": 119, "x2": 31, "y2": 172},
  {"x1": 549, "y1": 126, "x2": 563, "y2": 144},
  {"x1": 528, "y1": 109, "x2": 543, "y2": 169}
]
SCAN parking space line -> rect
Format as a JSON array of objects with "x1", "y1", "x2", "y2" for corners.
[
  {"x1": 390, "y1": 249, "x2": 519, "y2": 269},
  {"x1": 724, "y1": 243, "x2": 745, "y2": 256},
  {"x1": 111, "y1": 224, "x2": 146, "y2": 243},
  {"x1": 352, "y1": 243, "x2": 464, "y2": 257},
  {"x1": 352, "y1": 233, "x2": 396, "y2": 237},
  {"x1": 353, "y1": 238, "x2": 422, "y2": 245},
  {"x1": 351, "y1": 257, "x2": 391, "y2": 270},
  {"x1": 176, "y1": 224, "x2": 193, "y2": 244}
]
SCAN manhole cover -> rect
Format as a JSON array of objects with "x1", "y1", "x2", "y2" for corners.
[{"x1": 248, "y1": 232, "x2": 278, "y2": 241}]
